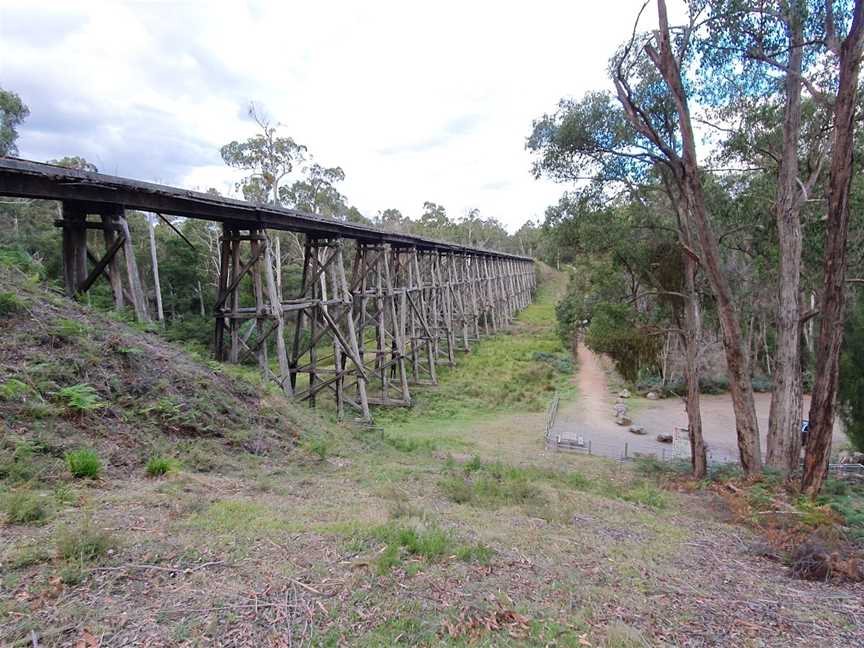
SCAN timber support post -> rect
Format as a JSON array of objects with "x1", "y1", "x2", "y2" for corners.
[{"x1": 58, "y1": 202, "x2": 149, "y2": 322}]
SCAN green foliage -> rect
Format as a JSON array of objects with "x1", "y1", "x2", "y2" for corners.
[
  {"x1": 50, "y1": 318, "x2": 88, "y2": 340},
  {"x1": 0, "y1": 378, "x2": 30, "y2": 400},
  {"x1": 585, "y1": 303, "x2": 662, "y2": 382},
  {"x1": 597, "y1": 480, "x2": 669, "y2": 510},
  {"x1": 793, "y1": 497, "x2": 837, "y2": 529},
  {"x1": 57, "y1": 383, "x2": 104, "y2": 414},
  {"x1": 0, "y1": 291, "x2": 24, "y2": 315},
  {"x1": 2, "y1": 490, "x2": 49, "y2": 524},
  {"x1": 439, "y1": 459, "x2": 588, "y2": 509},
  {"x1": 0, "y1": 246, "x2": 45, "y2": 278},
  {"x1": 145, "y1": 456, "x2": 179, "y2": 478},
  {"x1": 455, "y1": 543, "x2": 494, "y2": 564},
  {"x1": 839, "y1": 297, "x2": 864, "y2": 451},
  {"x1": 0, "y1": 86, "x2": 29, "y2": 156},
  {"x1": 0, "y1": 440, "x2": 40, "y2": 484},
  {"x1": 815, "y1": 479, "x2": 864, "y2": 543},
  {"x1": 370, "y1": 523, "x2": 455, "y2": 575},
  {"x1": 65, "y1": 449, "x2": 102, "y2": 479},
  {"x1": 531, "y1": 351, "x2": 574, "y2": 373},
  {"x1": 55, "y1": 520, "x2": 116, "y2": 561},
  {"x1": 305, "y1": 437, "x2": 329, "y2": 461},
  {"x1": 381, "y1": 433, "x2": 436, "y2": 453}
]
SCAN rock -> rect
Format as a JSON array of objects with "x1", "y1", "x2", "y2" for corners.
[
  {"x1": 619, "y1": 389, "x2": 631, "y2": 399},
  {"x1": 629, "y1": 426, "x2": 646, "y2": 435},
  {"x1": 646, "y1": 391, "x2": 659, "y2": 400},
  {"x1": 616, "y1": 416, "x2": 632, "y2": 426},
  {"x1": 656, "y1": 433, "x2": 673, "y2": 444}
]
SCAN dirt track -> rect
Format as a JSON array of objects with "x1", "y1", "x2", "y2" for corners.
[{"x1": 553, "y1": 343, "x2": 845, "y2": 463}]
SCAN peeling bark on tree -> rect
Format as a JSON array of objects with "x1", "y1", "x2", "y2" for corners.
[
  {"x1": 641, "y1": 0, "x2": 762, "y2": 474},
  {"x1": 767, "y1": 7, "x2": 805, "y2": 475},
  {"x1": 803, "y1": 0, "x2": 864, "y2": 496}
]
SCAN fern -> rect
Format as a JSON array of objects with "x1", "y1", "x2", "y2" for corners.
[{"x1": 57, "y1": 384, "x2": 104, "y2": 413}]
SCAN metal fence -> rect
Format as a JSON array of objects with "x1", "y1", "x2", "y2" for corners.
[{"x1": 543, "y1": 395, "x2": 864, "y2": 477}]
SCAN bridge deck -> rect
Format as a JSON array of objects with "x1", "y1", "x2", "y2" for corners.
[{"x1": 0, "y1": 157, "x2": 528, "y2": 260}]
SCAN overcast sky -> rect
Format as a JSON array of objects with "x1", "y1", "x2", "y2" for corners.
[{"x1": 1, "y1": 0, "x2": 670, "y2": 232}]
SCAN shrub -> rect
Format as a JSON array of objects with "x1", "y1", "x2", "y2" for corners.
[
  {"x1": 840, "y1": 297, "x2": 864, "y2": 451},
  {"x1": 65, "y1": 449, "x2": 102, "y2": 479},
  {"x1": 55, "y1": 521, "x2": 116, "y2": 561},
  {"x1": 146, "y1": 456, "x2": 179, "y2": 478},
  {"x1": 0, "y1": 291, "x2": 24, "y2": 316},
  {"x1": 57, "y1": 383, "x2": 104, "y2": 414},
  {"x1": 2, "y1": 490, "x2": 49, "y2": 524}
]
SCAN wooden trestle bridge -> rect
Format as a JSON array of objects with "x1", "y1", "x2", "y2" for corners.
[{"x1": 0, "y1": 158, "x2": 536, "y2": 422}]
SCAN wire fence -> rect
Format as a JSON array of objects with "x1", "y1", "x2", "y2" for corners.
[{"x1": 543, "y1": 395, "x2": 864, "y2": 477}]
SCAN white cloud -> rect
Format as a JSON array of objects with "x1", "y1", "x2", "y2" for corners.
[{"x1": 1, "y1": 0, "x2": 675, "y2": 231}]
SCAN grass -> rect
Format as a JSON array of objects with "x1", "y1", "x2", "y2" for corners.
[
  {"x1": 0, "y1": 291, "x2": 25, "y2": 316},
  {"x1": 55, "y1": 520, "x2": 116, "y2": 561},
  {"x1": 185, "y1": 500, "x2": 295, "y2": 540},
  {"x1": 50, "y1": 317, "x2": 88, "y2": 340},
  {"x1": 366, "y1": 521, "x2": 492, "y2": 575},
  {"x1": 65, "y1": 448, "x2": 103, "y2": 479},
  {"x1": 439, "y1": 458, "x2": 590, "y2": 510},
  {"x1": 146, "y1": 455, "x2": 180, "y2": 477},
  {"x1": 304, "y1": 437, "x2": 329, "y2": 461},
  {"x1": 2, "y1": 490, "x2": 49, "y2": 524},
  {"x1": 372, "y1": 273, "x2": 573, "y2": 441}
]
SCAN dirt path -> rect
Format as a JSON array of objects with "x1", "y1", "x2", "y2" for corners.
[{"x1": 555, "y1": 343, "x2": 846, "y2": 463}]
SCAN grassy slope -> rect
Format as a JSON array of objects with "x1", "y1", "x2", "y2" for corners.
[{"x1": 1, "y1": 262, "x2": 862, "y2": 647}]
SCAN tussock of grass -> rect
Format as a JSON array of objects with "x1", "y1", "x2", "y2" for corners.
[
  {"x1": 55, "y1": 520, "x2": 116, "y2": 561},
  {"x1": 2, "y1": 490, "x2": 49, "y2": 524},
  {"x1": 304, "y1": 437, "x2": 329, "y2": 461},
  {"x1": 146, "y1": 455, "x2": 179, "y2": 478},
  {"x1": 381, "y1": 433, "x2": 436, "y2": 453},
  {"x1": 366, "y1": 521, "x2": 494, "y2": 575},
  {"x1": 65, "y1": 448, "x2": 102, "y2": 479},
  {"x1": 439, "y1": 458, "x2": 588, "y2": 509}
]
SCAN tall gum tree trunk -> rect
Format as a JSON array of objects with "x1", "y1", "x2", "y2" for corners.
[
  {"x1": 803, "y1": 0, "x2": 864, "y2": 495},
  {"x1": 664, "y1": 173, "x2": 707, "y2": 478},
  {"x1": 683, "y1": 249, "x2": 707, "y2": 478},
  {"x1": 767, "y1": 11, "x2": 805, "y2": 473},
  {"x1": 648, "y1": 0, "x2": 762, "y2": 474}
]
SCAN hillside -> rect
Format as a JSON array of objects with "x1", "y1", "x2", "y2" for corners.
[{"x1": 1, "y1": 260, "x2": 863, "y2": 647}]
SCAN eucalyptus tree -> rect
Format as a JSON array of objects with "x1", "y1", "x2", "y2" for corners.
[
  {"x1": 607, "y1": 0, "x2": 764, "y2": 474},
  {"x1": 528, "y1": 88, "x2": 710, "y2": 477},
  {"x1": 0, "y1": 87, "x2": 28, "y2": 157},
  {"x1": 698, "y1": 0, "x2": 834, "y2": 473},
  {"x1": 280, "y1": 163, "x2": 348, "y2": 218},
  {"x1": 804, "y1": 0, "x2": 864, "y2": 494},
  {"x1": 220, "y1": 103, "x2": 307, "y2": 205}
]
